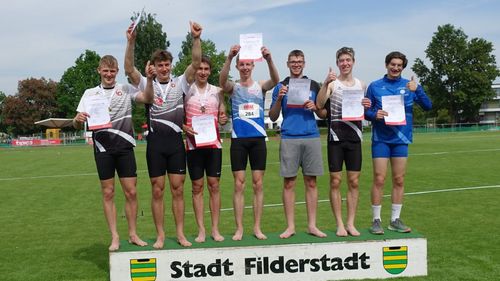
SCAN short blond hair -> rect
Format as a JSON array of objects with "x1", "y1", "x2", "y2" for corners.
[{"x1": 99, "y1": 55, "x2": 119, "y2": 69}]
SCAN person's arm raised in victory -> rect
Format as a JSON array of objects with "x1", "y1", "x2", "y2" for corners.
[
  {"x1": 259, "y1": 46, "x2": 279, "y2": 91},
  {"x1": 219, "y1": 45, "x2": 240, "y2": 95},
  {"x1": 124, "y1": 23, "x2": 142, "y2": 87},
  {"x1": 184, "y1": 21, "x2": 203, "y2": 85}
]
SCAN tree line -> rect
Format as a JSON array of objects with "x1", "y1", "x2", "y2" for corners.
[{"x1": 0, "y1": 12, "x2": 498, "y2": 136}]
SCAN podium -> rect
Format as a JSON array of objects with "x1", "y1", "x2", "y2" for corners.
[{"x1": 110, "y1": 230, "x2": 427, "y2": 281}]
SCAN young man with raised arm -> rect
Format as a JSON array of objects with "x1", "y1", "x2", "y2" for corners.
[
  {"x1": 125, "y1": 21, "x2": 202, "y2": 248},
  {"x1": 219, "y1": 44, "x2": 279, "y2": 240}
]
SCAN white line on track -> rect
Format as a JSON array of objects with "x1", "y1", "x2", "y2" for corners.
[{"x1": 195, "y1": 184, "x2": 500, "y2": 214}]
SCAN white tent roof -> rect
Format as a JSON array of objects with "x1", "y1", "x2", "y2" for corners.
[{"x1": 34, "y1": 118, "x2": 73, "y2": 128}]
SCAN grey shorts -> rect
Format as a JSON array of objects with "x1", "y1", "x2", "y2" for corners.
[{"x1": 279, "y1": 138, "x2": 324, "y2": 177}]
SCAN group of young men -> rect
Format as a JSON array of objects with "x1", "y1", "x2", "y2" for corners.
[{"x1": 73, "y1": 21, "x2": 432, "y2": 251}]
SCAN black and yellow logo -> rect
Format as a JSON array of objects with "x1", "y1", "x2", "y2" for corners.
[
  {"x1": 130, "y1": 258, "x2": 157, "y2": 281},
  {"x1": 383, "y1": 246, "x2": 408, "y2": 274}
]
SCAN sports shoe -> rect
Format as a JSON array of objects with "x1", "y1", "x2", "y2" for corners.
[
  {"x1": 369, "y1": 219, "x2": 384, "y2": 235},
  {"x1": 388, "y1": 218, "x2": 412, "y2": 233}
]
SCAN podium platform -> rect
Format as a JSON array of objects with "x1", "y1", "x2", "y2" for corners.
[{"x1": 110, "y1": 229, "x2": 427, "y2": 281}]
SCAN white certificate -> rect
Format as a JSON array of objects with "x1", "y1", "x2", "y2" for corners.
[
  {"x1": 239, "y1": 33, "x2": 263, "y2": 62},
  {"x1": 286, "y1": 78, "x2": 311, "y2": 108},
  {"x1": 85, "y1": 95, "x2": 112, "y2": 130},
  {"x1": 192, "y1": 114, "x2": 218, "y2": 147},
  {"x1": 341, "y1": 90, "x2": 365, "y2": 121},
  {"x1": 382, "y1": 95, "x2": 406, "y2": 125}
]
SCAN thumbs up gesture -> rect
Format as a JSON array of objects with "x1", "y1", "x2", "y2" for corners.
[
  {"x1": 407, "y1": 76, "x2": 417, "y2": 92},
  {"x1": 324, "y1": 67, "x2": 337, "y2": 85}
]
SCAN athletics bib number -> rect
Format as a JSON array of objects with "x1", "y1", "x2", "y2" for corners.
[{"x1": 238, "y1": 103, "x2": 260, "y2": 118}]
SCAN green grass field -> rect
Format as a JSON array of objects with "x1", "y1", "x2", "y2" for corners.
[{"x1": 1, "y1": 130, "x2": 499, "y2": 281}]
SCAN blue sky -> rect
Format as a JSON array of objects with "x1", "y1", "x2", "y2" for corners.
[{"x1": 1, "y1": 0, "x2": 499, "y2": 96}]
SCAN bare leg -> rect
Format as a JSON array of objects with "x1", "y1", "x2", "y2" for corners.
[
  {"x1": 100, "y1": 178, "x2": 120, "y2": 251},
  {"x1": 280, "y1": 176, "x2": 296, "y2": 239},
  {"x1": 207, "y1": 176, "x2": 224, "y2": 242},
  {"x1": 371, "y1": 158, "x2": 389, "y2": 206},
  {"x1": 191, "y1": 177, "x2": 206, "y2": 243},
  {"x1": 329, "y1": 172, "x2": 347, "y2": 237},
  {"x1": 304, "y1": 175, "x2": 326, "y2": 238},
  {"x1": 252, "y1": 170, "x2": 266, "y2": 240},
  {"x1": 150, "y1": 176, "x2": 166, "y2": 249},
  {"x1": 390, "y1": 157, "x2": 407, "y2": 205},
  {"x1": 119, "y1": 177, "x2": 147, "y2": 247},
  {"x1": 232, "y1": 171, "x2": 245, "y2": 241},
  {"x1": 345, "y1": 171, "x2": 360, "y2": 236},
  {"x1": 168, "y1": 173, "x2": 191, "y2": 247}
]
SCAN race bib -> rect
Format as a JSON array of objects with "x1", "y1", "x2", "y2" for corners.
[{"x1": 238, "y1": 103, "x2": 260, "y2": 118}]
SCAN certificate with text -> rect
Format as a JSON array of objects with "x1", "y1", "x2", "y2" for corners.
[
  {"x1": 341, "y1": 90, "x2": 365, "y2": 121},
  {"x1": 286, "y1": 78, "x2": 311, "y2": 108},
  {"x1": 239, "y1": 33, "x2": 263, "y2": 62},
  {"x1": 85, "y1": 95, "x2": 112, "y2": 130},
  {"x1": 382, "y1": 95, "x2": 406, "y2": 125},
  {"x1": 192, "y1": 114, "x2": 218, "y2": 147}
]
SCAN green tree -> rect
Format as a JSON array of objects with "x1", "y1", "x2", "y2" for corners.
[
  {"x1": 56, "y1": 50, "x2": 101, "y2": 118},
  {"x1": 0, "y1": 91, "x2": 6, "y2": 132},
  {"x1": 172, "y1": 32, "x2": 229, "y2": 112},
  {"x1": 2, "y1": 78, "x2": 58, "y2": 135},
  {"x1": 130, "y1": 11, "x2": 169, "y2": 132},
  {"x1": 412, "y1": 24, "x2": 499, "y2": 123}
]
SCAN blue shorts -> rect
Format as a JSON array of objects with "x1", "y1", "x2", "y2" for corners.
[{"x1": 372, "y1": 142, "x2": 408, "y2": 158}]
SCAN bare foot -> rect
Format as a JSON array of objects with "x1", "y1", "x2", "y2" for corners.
[
  {"x1": 232, "y1": 229, "x2": 243, "y2": 241},
  {"x1": 279, "y1": 228, "x2": 295, "y2": 239},
  {"x1": 129, "y1": 235, "x2": 148, "y2": 247},
  {"x1": 346, "y1": 226, "x2": 361, "y2": 237},
  {"x1": 153, "y1": 236, "x2": 165, "y2": 249},
  {"x1": 109, "y1": 236, "x2": 120, "y2": 251},
  {"x1": 178, "y1": 237, "x2": 192, "y2": 247},
  {"x1": 254, "y1": 230, "x2": 267, "y2": 240},
  {"x1": 211, "y1": 230, "x2": 224, "y2": 242},
  {"x1": 336, "y1": 226, "x2": 348, "y2": 237},
  {"x1": 195, "y1": 234, "x2": 205, "y2": 243},
  {"x1": 308, "y1": 226, "x2": 327, "y2": 238}
]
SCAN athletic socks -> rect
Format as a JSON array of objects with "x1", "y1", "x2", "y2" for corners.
[
  {"x1": 391, "y1": 204, "x2": 403, "y2": 222},
  {"x1": 372, "y1": 205, "x2": 382, "y2": 221}
]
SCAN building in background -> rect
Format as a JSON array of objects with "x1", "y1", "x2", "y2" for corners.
[{"x1": 479, "y1": 83, "x2": 500, "y2": 124}]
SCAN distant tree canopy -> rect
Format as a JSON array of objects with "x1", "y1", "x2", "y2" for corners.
[
  {"x1": 412, "y1": 24, "x2": 500, "y2": 123},
  {"x1": 2, "y1": 78, "x2": 58, "y2": 135},
  {"x1": 130, "y1": 11, "x2": 169, "y2": 132},
  {"x1": 56, "y1": 50, "x2": 101, "y2": 118},
  {"x1": 0, "y1": 91, "x2": 7, "y2": 132}
]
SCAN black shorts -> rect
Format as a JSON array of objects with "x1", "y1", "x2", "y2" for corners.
[
  {"x1": 146, "y1": 133, "x2": 186, "y2": 178},
  {"x1": 187, "y1": 148, "x2": 222, "y2": 180},
  {"x1": 327, "y1": 140, "x2": 362, "y2": 172},
  {"x1": 94, "y1": 148, "x2": 137, "y2": 180},
  {"x1": 230, "y1": 138, "x2": 267, "y2": 171}
]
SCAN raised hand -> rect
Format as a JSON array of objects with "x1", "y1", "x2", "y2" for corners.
[
  {"x1": 126, "y1": 22, "x2": 137, "y2": 42},
  {"x1": 190, "y1": 21, "x2": 202, "y2": 39},
  {"x1": 324, "y1": 67, "x2": 337, "y2": 85},
  {"x1": 228, "y1": 45, "x2": 240, "y2": 60},
  {"x1": 145, "y1": 61, "x2": 156, "y2": 79},
  {"x1": 407, "y1": 76, "x2": 417, "y2": 92},
  {"x1": 261, "y1": 46, "x2": 272, "y2": 61}
]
